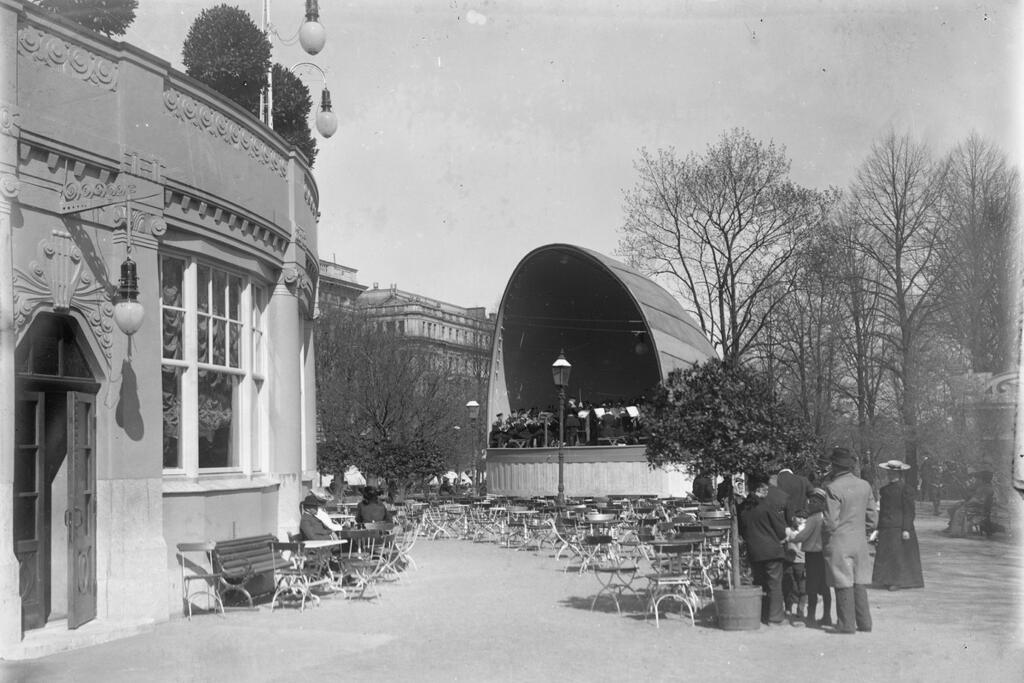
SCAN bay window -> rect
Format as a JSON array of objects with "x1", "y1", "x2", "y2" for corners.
[{"x1": 161, "y1": 254, "x2": 266, "y2": 474}]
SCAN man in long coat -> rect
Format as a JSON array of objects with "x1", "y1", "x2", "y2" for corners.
[
  {"x1": 822, "y1": 447, "x2": 877, "y2": 633},
  {"x1": 740, "y1": 476, "x2": 790, "y2": 626},
  {"x1": 777, "y1": 467, "x2": 813, "y2": 516}
]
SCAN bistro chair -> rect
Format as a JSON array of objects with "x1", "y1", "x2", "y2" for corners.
[{"x1": 177, "y1": 541, "x2": 225, "y2": 620}]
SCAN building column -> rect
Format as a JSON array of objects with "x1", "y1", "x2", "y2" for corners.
[
  {"x1": 0, "y1": 182, "x2": 21, "y2": 655},
  {"x1": 267, "y1": 282, "x2": 303, "y2": 538}
]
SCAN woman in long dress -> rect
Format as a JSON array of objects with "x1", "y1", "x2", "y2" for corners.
[{"x1": 871, "y1": 460, "x2": 924, "y2": 590}]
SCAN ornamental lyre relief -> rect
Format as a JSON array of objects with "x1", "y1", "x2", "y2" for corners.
[{"x1": 13, "y1": 161, "x2": 165, "y2": 363}]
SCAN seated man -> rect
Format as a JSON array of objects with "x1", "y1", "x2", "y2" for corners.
[
  {"x1": 299, "y1": 493, "x2": 343, "y2": 541},
  {"x1": 355, "y1": 487, "x2": 393, "y2": 527}
]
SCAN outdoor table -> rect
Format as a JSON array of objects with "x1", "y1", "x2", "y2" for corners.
[
  {"x1": 302, "y1": 538, "x2": 350, "y2": 594},
  {"x1": 591, "y1": 559, "x2": 642, "y2": 614},
  {"x1": 328, "y1": 513, "x2": 356, "y2": 527},
  {"x1": 578, "y1": 534, "x2": 617, "y2": 574}
]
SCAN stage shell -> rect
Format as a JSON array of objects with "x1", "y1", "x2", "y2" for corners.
[{"x1": 485, "y1": 244, "x2": 717, "y2": 497}]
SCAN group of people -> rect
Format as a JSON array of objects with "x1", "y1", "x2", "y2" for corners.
[
  {"x1": 488, "y1": 399, "x2": 648, "y2": 448},
  {"x1": 298, "y1": 486, "x2": 393, "y2": 541},
  {"x1": 739, "y1": 448, "x2": 924, "y2": 632}
]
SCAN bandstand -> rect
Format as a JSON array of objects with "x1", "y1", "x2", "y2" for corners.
[{"x1": 485, "y1": 244, "x2": 717, "y2": 498}]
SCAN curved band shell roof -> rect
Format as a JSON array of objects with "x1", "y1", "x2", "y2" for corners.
[{"x1": 488, "y1": 244, "x2": 716, "y2": 422}]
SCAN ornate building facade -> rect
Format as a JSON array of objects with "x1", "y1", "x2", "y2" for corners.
[{"x1": 0, "y1": 1, "x2": 320, "y2": 657}]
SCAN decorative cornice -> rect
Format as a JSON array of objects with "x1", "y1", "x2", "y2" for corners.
[
  {"x1": 13, "y1": 231, "x2": 115, "y2": 361},
  {"x1": 0, "y1": 105, "x2": 21, "y2": 138},
  {"x1": 18, "y1": 25, "x2": 118, "y2": 91},
  {"x1": 163, "y1": 187, "x2": 289, "y2": 255},
  {"x1": 162, "y1": 88, "x2": 287, "y2": 179}
]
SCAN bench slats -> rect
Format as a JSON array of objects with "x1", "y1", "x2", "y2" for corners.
[{"x1": 211, "y1": 534, "x2": 281, "y2": 606}]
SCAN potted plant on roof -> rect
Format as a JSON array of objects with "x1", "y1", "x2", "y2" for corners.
[{"x1": 643, "y1": 358, "x2": 816, "y2": 629}]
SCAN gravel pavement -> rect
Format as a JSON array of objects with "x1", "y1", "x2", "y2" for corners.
[{"x1": 2, "y1": 507, "x2": 1022, "y2": 682}]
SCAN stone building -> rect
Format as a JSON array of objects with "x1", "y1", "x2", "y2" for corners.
[{"x1": 0, "y1": 1, "x2": 320, "y2": 657}]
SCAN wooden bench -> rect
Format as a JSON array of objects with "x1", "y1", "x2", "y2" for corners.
[{"x1": 212, "y1": 534, "x2": 279, "y2": 607}]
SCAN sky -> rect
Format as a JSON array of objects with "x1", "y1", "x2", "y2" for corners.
[{"x1": 121, "y1": 0, "x2": 1021, "y2": 311}]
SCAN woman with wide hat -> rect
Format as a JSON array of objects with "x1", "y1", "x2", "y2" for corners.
[{"x1": 871, "y1": 460, "x2": 924, "y2": 590}]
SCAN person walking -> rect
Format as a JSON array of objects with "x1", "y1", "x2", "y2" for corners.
[
  {"x1": 871, "y1": 460, "x2": 924, "y2": 590},
  {"x1": 822, "y1": 447, "x2": 876, "y2": 634},
  {"x1": 740, "y1": 475, "x2": 790, "y2": 626}
]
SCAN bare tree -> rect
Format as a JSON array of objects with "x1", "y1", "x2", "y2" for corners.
[
  {"x1": 757, "y1": 226, "x2": 847, "y2": 445},
  {"x1": 936, "y1": 133, "x2": 1018, "y2": 373},
  {"x1": 617, "y1": 128, "x2": 836, "y2": 362},
  {"x1": 846, "y1": 131, "x2": 950, "y2": 475},
  {"x1": 315, "y1": 308, "x2": 463, "y2": 494}
]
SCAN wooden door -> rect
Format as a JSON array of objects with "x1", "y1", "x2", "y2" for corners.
[
  {"x1": 66, "y1": 391, "x2": 96, "y2": 629},
  {"x1": 14, "y1": 393, "x2": 47, "y2": 631}
]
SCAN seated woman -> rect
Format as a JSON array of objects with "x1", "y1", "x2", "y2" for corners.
[{"x1": 355, "y1": 487, "x2": 393, "y2": 527}]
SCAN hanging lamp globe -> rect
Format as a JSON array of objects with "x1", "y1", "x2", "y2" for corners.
[
  {"x1": 298, "y1": 20, "x2": 326, "y2": 55},
  {"x1": 315, "y1": 88, "x2": 338, "y2": 137}
]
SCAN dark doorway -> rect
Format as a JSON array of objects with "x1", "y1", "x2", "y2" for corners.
[{"x1": 14, "y1": 314, "x2": 99, "y2": 632}]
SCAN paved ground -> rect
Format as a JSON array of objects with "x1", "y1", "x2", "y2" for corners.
[{"x1": 3, "y1": 506, "x2": 1023, "y2": 682}]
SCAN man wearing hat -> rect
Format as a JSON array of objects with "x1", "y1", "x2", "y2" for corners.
[
  {"x1": 299, "y1": 492, "x2": 343, "y2": 541},
  {"x1": 822, "y1": 447, "x2": 876, "y2": 633}
]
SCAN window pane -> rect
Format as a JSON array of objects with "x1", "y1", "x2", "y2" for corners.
[
  {"x1": 15, "y1": 448, "x2": 37, "y2": 495},
  {"x1": 197, "y1": 266, "x2": 210, "y2": 314},
  {"x1": 161, "y1": 257, "x2": 183, "y2": 307},
  {"x1": 14, "y1": 495, "x2": 36, "y2": 542},
  {"x1": 228, "y1": 322, "x2": 240, "y2": 369},
  {"x1": 163, "y1": 309, "x2": 184, "y2": 360},
  {"x1": 162, "y1": 366, "x2": 183, "y2": 469},
  {"x1": 31, "y1": 332, "x2": 60, "y2": 376},
  {"x1": 63, "y1": 335, "x2": 91, "y2": 378},
  {"x1": 197, "y1": 314, "x2": 211, "y2": 363},
  {"x1": 228, "y1": 276, "x2": 241, "y2": 321},
  {"x1": 15, "y1": 400, "x2": 38, "y2": 446},
  {"x1": 213, "y1": 270, "x2": 227, "y2": 317},
  {"x1": 198, "y1": 370, "x2": 239, "y2": 469},
  {"x1": 212, "y1": 319, "x2": 226, "y2": 366}
]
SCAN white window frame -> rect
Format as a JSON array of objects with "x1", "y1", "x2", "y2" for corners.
[{"x1": 161, "y1": 254, "x2": 267, "y2": 477}]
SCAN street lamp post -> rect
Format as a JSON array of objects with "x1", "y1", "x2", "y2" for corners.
[
  {"x1": 551, "y1": 351, "x2": 572, "y2": 506},
  {"x1": 261, "y1": 0, "x2": 336, "y2": 136},
  {"x1": 466, "y1": 400, "x2": 480, "y2": 493}
]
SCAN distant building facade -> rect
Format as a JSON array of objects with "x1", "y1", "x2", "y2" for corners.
[{"x1": 317, "y1": 269, "x2": 494, "y2": 387}]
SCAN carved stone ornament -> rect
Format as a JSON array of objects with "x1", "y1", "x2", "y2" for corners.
[
  {"x1": 18, "y1": 26, "x2": 119, "y2": 91},
  {"x1": 112, "y1": 204, "x2": 167, "y2": 238},
  {"x1": 0, "y1": 105, "x2": 21, "y2": 137},
  {"x1": 163, "y1": 88, "x2": 287, "y2": 178},
  {"x1": 13, "y1": 231, "x2": 115, "y2": 360},
  {"x1": 281, "y1": 264, "x2": 316, "y2": 319},
  {"x1": 302, "y1": 181, "x2": 317, "y2": 216},
  {"x1": 60, "y1": 176, "x2": 135, "y2": 214},
  {"x1": 0, "y1": 173, "x2": 20, "y2": 200}
]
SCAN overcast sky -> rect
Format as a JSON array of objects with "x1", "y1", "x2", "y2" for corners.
[{"x1": 123, "y1": 0, "x2": 1021, "y2": 311}]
